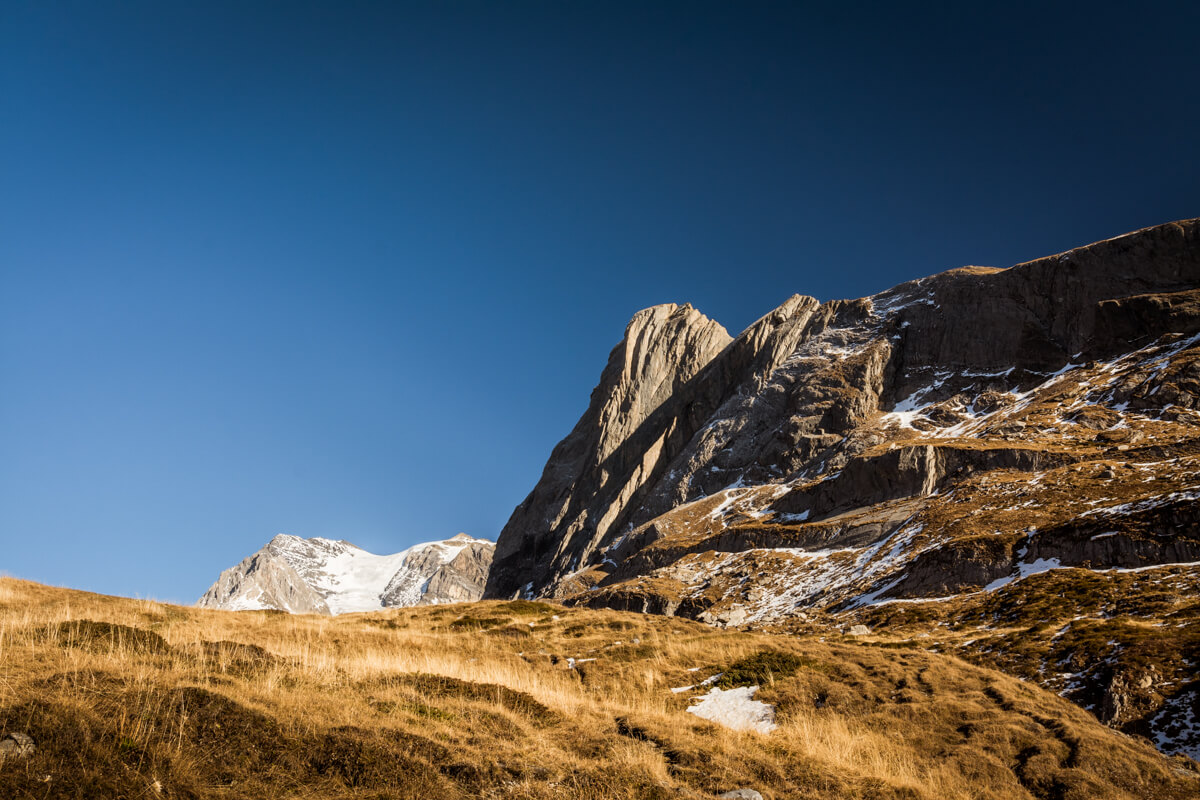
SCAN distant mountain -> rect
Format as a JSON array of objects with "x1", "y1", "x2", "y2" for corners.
[
  {"x1": 198, "y1": 533, "x2": 494, "y2": 614},
  {"x1": 486, "y1": 218, "x2": 1200, "y2": 759}
]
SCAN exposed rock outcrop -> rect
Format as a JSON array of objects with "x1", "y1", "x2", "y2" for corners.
[
  {"x1": 383, "y1": 537, "x2": 493, "y2": 606},
  {"x1": 1102, "y1": 667, "x2": 1164, "y2": 728},
  {"x1": 0, "y1": 732, "x2": 35, "y2": 763},
  {"x1": 198, "y1": 542, "x2": 332, "y2": 614}
]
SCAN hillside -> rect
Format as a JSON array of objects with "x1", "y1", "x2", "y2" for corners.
[
  {"x1": 485, "y1": 218, "x2": 1200, "y2": 758},
  {"x1": 0, "y1": 578, "x2": 1197, "y2": 799}
]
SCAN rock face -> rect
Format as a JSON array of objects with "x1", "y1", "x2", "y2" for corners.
[
  {"x1": 199, "y1": 533, "x2": 494, "y2": 614},
  {"x1": 486, "y1": 218, "x2": 1200, "y2": 759},
  {"x1": 487, "y1": 303, "x2": 733, "y2": 600},
  {"x1": 490, "y1": 219, "x2": 1200, "y2": 602}
]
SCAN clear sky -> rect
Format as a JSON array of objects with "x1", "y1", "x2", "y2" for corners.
[{"x1": 2, "y1": 2, "x2": 1198, "y2": 604}]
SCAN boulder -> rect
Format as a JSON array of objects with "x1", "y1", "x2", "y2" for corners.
[{"x1": 0, "y1": 732, "x2": 35, "y2": 762}]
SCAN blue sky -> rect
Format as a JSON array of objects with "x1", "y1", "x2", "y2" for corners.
[{"x1": 2, "y1": 2, "x2": 1198, "y2": 604}]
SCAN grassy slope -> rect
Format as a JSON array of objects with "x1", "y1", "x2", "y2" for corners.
[
  {"x1": 0, "y1": 578, "x2": 1196, "y2": 800},
  {"x1": 842, "y1": 563, "x2": 1200, "y2": 747}
]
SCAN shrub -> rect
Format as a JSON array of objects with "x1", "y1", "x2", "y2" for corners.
[{"x1": 718, "y1": 649, "x2": 806, "y2": 688}]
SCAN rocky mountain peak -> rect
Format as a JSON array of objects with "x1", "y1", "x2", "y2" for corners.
[
  {"x1": 596, "y1": 302, "x2": 732, "y2": 459},
  {"x1": 199, "y1": 533, "x2": 495, "y2": 614},
  {"x1": 486, "y1": 223, "x2": 1199, "y2": 604},
  {"x1": 484, "y1": 216, "x2": 1200, "y2": 760},
  {"x1": 485, "y1": 300, "x2": 733, "y2": 600}
]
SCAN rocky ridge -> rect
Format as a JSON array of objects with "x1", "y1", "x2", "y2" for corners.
[
  {"x1": 486, "y1": 218, "x2": 1200, "y2": 758},
  {"x1": 199, "y1": 533, "x2": 493, "y2": 614}
]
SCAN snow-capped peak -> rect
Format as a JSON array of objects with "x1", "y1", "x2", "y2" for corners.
[{"x1": 198, "y1": 533, "x2": 495, "y2": 615}]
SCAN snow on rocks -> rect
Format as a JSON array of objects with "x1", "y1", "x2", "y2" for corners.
[
  {"x1": 685, "y1": 685, "x2": 778, "y2": 734},
  {"x1": 983, "y1": 557, "x2": 1064, "y2": 592},
  {"x1": 876, "y1": 332, "x2": 1200, "y2": 442},
  {"x1": 1148, "y1": 686, "x2": 1200, "y2": 760},
  {"x1": 1079, "y1": 488, "x2": 1200, "y2": 519}
]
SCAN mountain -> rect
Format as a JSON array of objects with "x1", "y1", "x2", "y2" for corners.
[
  {"x1": 486, "y1": 218, "x2": 1200, "y2": 759},
  {"x1": 199, "y1": 533, "x2": 494, "y2": 614}
]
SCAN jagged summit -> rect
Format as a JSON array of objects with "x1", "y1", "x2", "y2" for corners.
[
  {"x1": 199, "y1": 533, "x2": 494, "y2": 614},
  {"x1": 485, "y1": 217, "x2": 1200, "y2": 759},
  {"x1": 486, "y1": 297, "x2": 732, "y2": 599},
  {"x1": 268, "y1": 533, "x2": 353, "y2": 548}
]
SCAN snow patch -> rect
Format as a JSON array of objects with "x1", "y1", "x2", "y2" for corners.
[
  {"x1": 983, "y1": 557, "x2": 1064, "y2": 592},
  {"x1": 1148, "y1": 687, "x2": 1200, "y2": 760},
  {"x1": 686, "y1": 685, "x2": 778, "y2": 734}
]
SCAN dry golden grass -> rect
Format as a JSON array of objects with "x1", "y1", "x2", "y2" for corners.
[{"x1": 0, "y1": 578, "x2": 1195, "y2": 799}]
